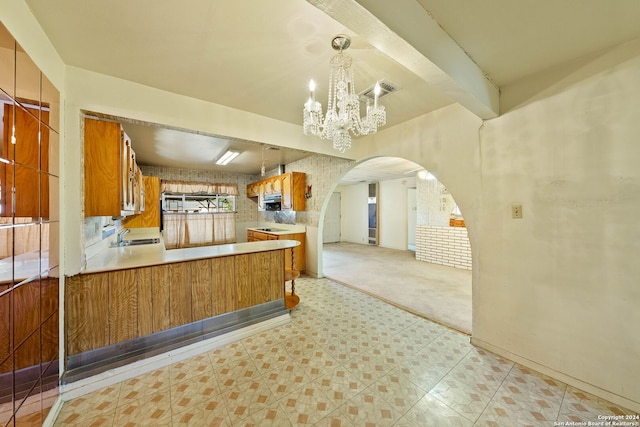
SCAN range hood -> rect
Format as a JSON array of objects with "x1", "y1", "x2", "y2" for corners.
[{"x1": 264, "y1": 193, "x2": 282, "y2": 203}]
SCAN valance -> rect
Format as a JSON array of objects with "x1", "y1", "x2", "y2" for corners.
[{"x1": 161, "y1": 180, "x2": 238, "y2": 196}]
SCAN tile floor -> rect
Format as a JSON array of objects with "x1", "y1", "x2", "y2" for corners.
[{"x1": 53, "y1": 277, "x2": 638, "y2": 426}]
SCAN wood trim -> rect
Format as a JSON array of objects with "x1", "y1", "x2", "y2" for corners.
[
  {"x1": 137, "y1": 267, "x2": 154, "y2": 336},
  {"x1": 212, "y1": 256, "x2": 234, "y2": 315},
  {"x1": 169, "y1": 262, "x2": 192, "y2": 328},
  {"x1": 108, "y1": 270, "x2": 138, "y2": 344},
  {"x1": 251, "y1": 251, "x2": 272, "y2": 305},
  {"x1": 151, "y1": 265, "x2": 171, "y2": 333},
  {"x1": 235, "y1": 254, "x2": 251, "y2": 310},
  {"x1": 192, "y1": 259, "x2": 213, "y2": 321},
  {"x1": 66, "y1": 274, "x2": 109, "y2": 355},
  {"x1": 270, "y1": 250, "x2": 285, "y2": 300}
]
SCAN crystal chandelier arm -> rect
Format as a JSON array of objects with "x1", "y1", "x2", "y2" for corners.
[{"x1": 302, "y1": 34, "x2": 387, "y2": 151}]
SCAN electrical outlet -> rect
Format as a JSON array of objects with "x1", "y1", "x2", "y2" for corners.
[
  {"x1": 94, "y1": 222, "x2": 99, "y2": 233},
  {"x1": 512, "y1": 204, "x2": 523, "y2": 219}
]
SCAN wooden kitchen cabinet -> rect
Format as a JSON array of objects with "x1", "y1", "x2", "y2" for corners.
[
  {"x1": 247, "y1": 229, "x2": 306, "y2": 272},
  {"x1": 281, "y1": 172, "x2": 306, "y2": 211},
  {"x1": 84, "y1": 117, "x2": 144, "y2": 217},
  {"x1": 246, "y1": 171, "x2": 306, "y2": 211},
  {"x1": 246, "y1": 182, "x2": 259, "y2": 198},
  {"x1": 65, "y1": 249, "x2": 286, "y2": 356},
  {"x1": 123, "y1": 176, "x2": 160, "y2": 228},
  {"x1": 1, "y1": 103, "x2": 49, "y2": 217}
]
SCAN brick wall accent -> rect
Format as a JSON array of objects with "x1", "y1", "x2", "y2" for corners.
[{"x1": 416, "y1": 225, "x2": 471, "y2": 270}]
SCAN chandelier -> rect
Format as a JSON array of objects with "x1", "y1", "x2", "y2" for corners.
[{"x1": 303, "y1": 34, "x2": 386, "y2": 153}]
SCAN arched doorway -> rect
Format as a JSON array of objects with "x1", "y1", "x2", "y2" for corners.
[{"x1": 318, "y1": 156, "x2": 473, "y2": 334}]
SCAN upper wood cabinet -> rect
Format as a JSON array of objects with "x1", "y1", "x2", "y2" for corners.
[
  {"x1": 84, "y1": 117, "x2": 144, "y2": 217},
  {"x1": 1, "y1": 103, "x2": 49, "y2": 218},
  {"x1": 281, "y1": 172, "x2": 306, "y2": 211},
  {"x1": 246, "y1": 171, "x2": 306, "y2": 211},
  {"x1": 123, "y1": 176, "x2": 160, "y2": 228},
  {"x1": 246, "y1": 182, "x2": 259, "y2": 198}
]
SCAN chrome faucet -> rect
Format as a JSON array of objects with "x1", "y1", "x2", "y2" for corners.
[{"x1": 115, "y1": 228, "x2": 131, "y2": 246}]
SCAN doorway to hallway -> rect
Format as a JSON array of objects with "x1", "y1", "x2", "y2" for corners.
[{"x1": 322, "y1": 242, "x2": 472, "y2": 334}]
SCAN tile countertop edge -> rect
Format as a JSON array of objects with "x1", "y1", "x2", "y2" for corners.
[{"x1": 80, "y1": 240, "x2": 300, "y2": 275}]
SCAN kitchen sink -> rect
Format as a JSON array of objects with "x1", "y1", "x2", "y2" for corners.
[{"x1": 125, "y1": 238, "x2": 161, "y2": 246}]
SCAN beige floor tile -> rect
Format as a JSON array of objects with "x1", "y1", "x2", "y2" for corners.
[
  {"x1": 170, "y1": 373, "x2": 221, "y2": 410},
  {"x1": 278, "y1": 383, "x2": 339, "y2": 425},
  {"x1": 208, "y1": 341, "x2": 248, "y2": 364},
  {"x1": 221, "y1": 379, "x2": 276, "y2": 423},
  {"x1": 171, "y1": 396, "x2": 231, "y2": 426},
  {"x1": 239, "y1": 405, "x2": 294, "y2": 427},
  {"x1": 557, "y1": 386, "x2": 638, "y2": 423},
  {"x1": 55, "y1": 385, "x2": 120, "y2": 426},
  {"x1": 312, "y1": 366, "x2": 367, "y2": 406},
  {"x1": 247, "y1": 341, "x2": 293, "y2": 372},
  {"x1": 212, "y1": 355, "x2": 261, "y2": 390},
  {"x1": 169, "y1": 353, "x2": 213, "y2": 384},
  {"x1": 371, "y1": 370, "x2": 428, "y2": 412},
  {"x1": 401, "y1": 393, "x2": 473, "y2": 426},
  {"x1": 113, "y1": 396, "x2": 172, "y2": 426},
  {"x1": 295, "y1": 349, "x2": 342, "y2": 382},
  {"x1": 429, "y1": 377, "x2": 493, "y2": 422},
  {"x1": 260, "y1": 361, "x2": 308, "y2": 401},
  {"x1": 51, "y1": 277, "x2": 637, "y2": 427},
  {"x1": 337, "y1": 390, "x2": 402, "y2": 426}
]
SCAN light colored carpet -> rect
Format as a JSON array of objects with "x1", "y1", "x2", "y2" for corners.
[{"x1": 322, "y1": 242, "x2": 472, "y2": 334}]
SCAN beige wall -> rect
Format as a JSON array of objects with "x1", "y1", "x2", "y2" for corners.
[
  {"x1": 473, "y1": 38, "x2": 640, "y2": 410},
  {"x1": 344, "y1": 40, "x2": 640, "y2": 411}
]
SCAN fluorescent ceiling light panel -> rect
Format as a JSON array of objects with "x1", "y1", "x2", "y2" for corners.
[{"x1": 216, "y1": 150, "x2": 240, "y2": 165}]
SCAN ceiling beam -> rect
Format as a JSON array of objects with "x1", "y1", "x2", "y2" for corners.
[{"x1": 307, "y1": 0, "x2": 499, "y2": 119}]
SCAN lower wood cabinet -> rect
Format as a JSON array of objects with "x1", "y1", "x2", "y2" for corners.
[
  {"x1": 65, "y1": 250, "x2": 285, "y2": 356},
  {"x1": 247, "y1": 230, "x2": 306, "y2": 272},
  {"x1": 0, "y1": 278, "x2": 59, "y2": 374}
]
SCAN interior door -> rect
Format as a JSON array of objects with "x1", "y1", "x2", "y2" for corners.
[{"x1": 323, "y1": 192, "x2": 341, "y2": 243}]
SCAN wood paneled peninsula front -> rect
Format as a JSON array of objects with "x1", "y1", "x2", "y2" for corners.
[{"x1": 64, "y1": 239, "x2": 298, "y2": 380}]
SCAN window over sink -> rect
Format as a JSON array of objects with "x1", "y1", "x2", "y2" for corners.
[{"x1": 160, "y1": 180, "x2": 238, "y2": 249}]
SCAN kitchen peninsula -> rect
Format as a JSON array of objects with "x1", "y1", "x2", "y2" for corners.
[{"x1": 64, "y1": 235, "x2": 298, "y2": 382}]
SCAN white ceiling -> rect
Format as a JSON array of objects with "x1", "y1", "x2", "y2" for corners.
[{"x1": 25, "y1": 0, "x2": 640, "y2": 182}]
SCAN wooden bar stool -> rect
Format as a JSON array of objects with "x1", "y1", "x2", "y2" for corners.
[{"x1": 284, "y1": 248, "x2": 300, "y2": 310}]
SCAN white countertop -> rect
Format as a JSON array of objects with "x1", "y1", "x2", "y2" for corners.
[
  {"x1": 0, "y1": 250, "x2": 48, "y2": 284},
  {"x1": 82, "y1": 239, "x2": 299, "y2": 274},
  {"x1": 246, "y1": 223, "x2": 306, "y2": 236}
]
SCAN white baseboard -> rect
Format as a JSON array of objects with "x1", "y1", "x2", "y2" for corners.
[{"x1": 471, "y1": 337, "x2": 640, "y2": 414}]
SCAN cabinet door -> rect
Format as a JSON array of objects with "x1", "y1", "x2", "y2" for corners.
[
  {"x1": 272, "y1": 177, "x2": 282, "y2": 194},
  {"x1": 84, "y1": 118, "x2": 122, "y2": 216},
  {"x1": 281, "y1": 173, "x2": 292, "y2": 210},
  {"x1": 246, "y1": 182, "x2": 258, "y2": 198},
  {"x1": 122, "y1": 134, "x2": 136, "y2": 212},
  {"x1": 133, "y1": 164, "x2": 144, "y2": 214},
  {"x1": 257, "y1": 182, "x2": 265, "y2": 211},
  {"x1": 2, "y1": 104, "x2": 47, "y2": 217}
]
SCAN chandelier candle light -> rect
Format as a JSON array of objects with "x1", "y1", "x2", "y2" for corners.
[{"x1": 303, "y1": 34, "x2": 386, "y2": 153}]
